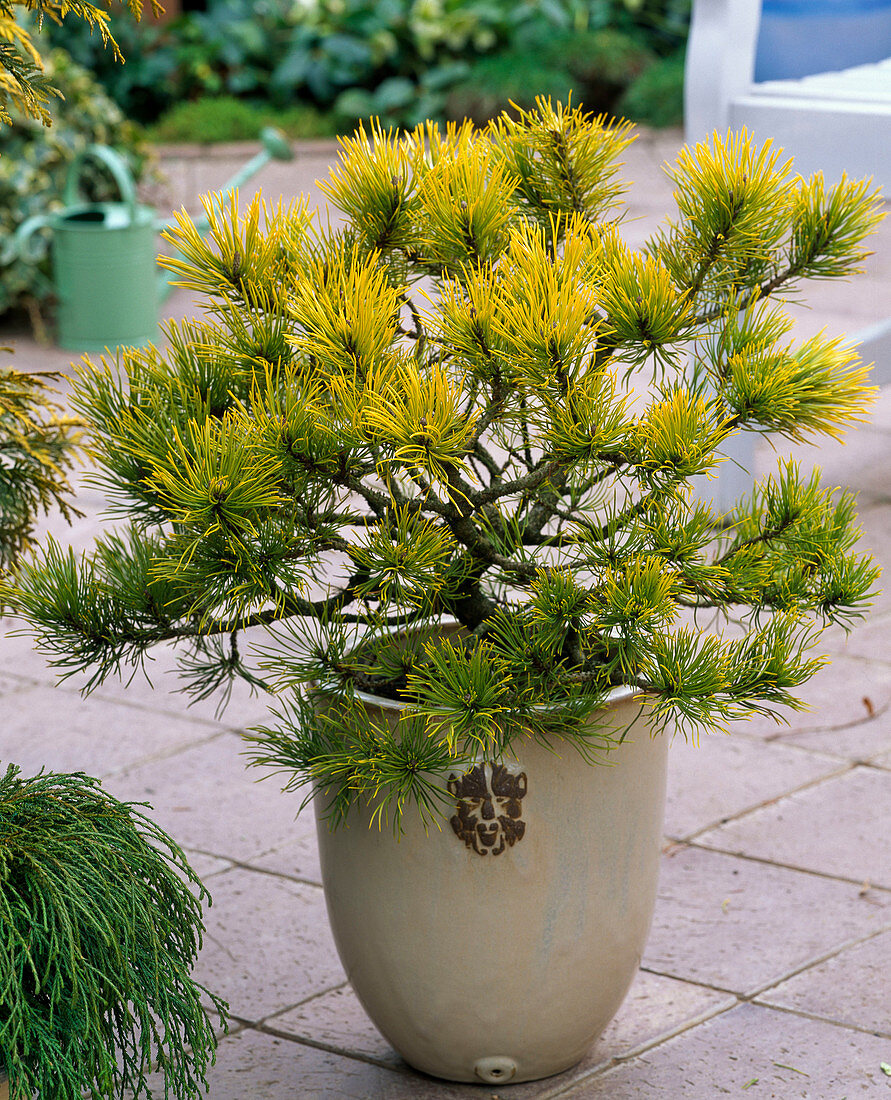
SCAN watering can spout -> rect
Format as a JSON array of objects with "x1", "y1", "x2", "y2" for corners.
[
  {"x1": 260, "y1": 126, "x2": 295, "y2": 164},
  {"x1": 156, "y1": 126, "x2": 295, "y2": 303}
]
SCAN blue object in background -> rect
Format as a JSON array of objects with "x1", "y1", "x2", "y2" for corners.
[{"x1": 754, "y1": 0, "x2": 891, "y2": 82}]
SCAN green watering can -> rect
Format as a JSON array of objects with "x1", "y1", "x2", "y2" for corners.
[{"x1": 12, "y1": 127, "x2": 294, "y2": 353}]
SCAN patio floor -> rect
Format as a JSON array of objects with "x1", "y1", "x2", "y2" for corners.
[{"x1": 1, "y1": 128, "x2": 889, "y2": 1098}]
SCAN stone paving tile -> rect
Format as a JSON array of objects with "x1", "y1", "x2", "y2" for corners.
[
  {"x1": 664, "y1": 732, "x2": 844, "y2": 839},
  {"x1": 783, "y1": 714, "x2": 891, "y2": 761},
  {"x1": 178, "y1": 156, "x2": 335, "y2": 226},
  {"x1": 83, "y1": 635, "x2": 279, "y2": 731},
  {"x1": 756, "y1": 929, "x2": 891, "y2": 1036},
  {"x1": 268, "y1": 984, "x2": 402, "y2": 1069},
  {"x1": 581, "y1": 970, "x2": 735, "y2": 1073},
  {"x1": 243, "y1": 811, "x2": 324, "y2": 885},
  {"x1": 270, "y1": 969, "x2": 734, "y2": 1097},
  {"x1": 104, "y1": 732, "x2": 306, "y2": 865},
  {"x1": 698, "y1": 766, "x2": 891, "y2": 888},
  {"x1": 0, "y1": 670, "x2": 35, "y2": 696},
  {"x1": 184, "y1": 848, "x2": 234, "y2": 882},
  {"x1": 784, "y1": 280, "x2": 891, "y2": 343},
  {"x1": 0, "y1": 681, "x2": 223, "y2": 779},
  {"x1": 139, "y1": 980, "x2": 740, "y2": 1100},
  {"x1": 1, "y1": 611, "x2": 279, "y2": 731},
  {"x1": 828, "y1": 611, "x2": 891, "y2": 663},
  {"x1": 733, "y1": 655, "x2": 891, "y2": 739},
  {"x1": 137, "y1": 1024, "x2": 518, "y2": 1100},
  {"x1": 849, "y1": 506, "x2": 891, "y2": 616},
  {"x1": 644, "y1": 845, "x2": 889, "y2": 993},
  {"x1": 560, "y1": 1002, "x2": 891, "y2": 1098},
  {"x1": 862, "y1": 385, "x2": 891, "y2": 433},
  {"x1": 194, "y1": 866, "x2": 345, "y2": 1022},
  {"x1": 755, "y1": 428, "x2": 891, "y2": 544},
  {"x1": 1, "y1": 611, "x2": 94, "y2": 679}
]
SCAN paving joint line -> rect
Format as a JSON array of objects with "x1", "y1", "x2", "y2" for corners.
[
  {"x1": 742, "y1": 999, "x2": 891, "y2": 1042},
  {"x1": 251, "y1": 1019, "x2": 412, "y2": 1076},
  {"x1": 739, "y1": 922, "x2": 891, "y2": 1002},
  {"x1": 759, "y1": 694, "x2": 891, "y2": 738},
  {"x1": 685, "y1": 837, "x2": 891, "y2": 892},
  {"x1": 97, "y1": 727, "x2": 234, "y2": 781},
  {"x1": 638, "y1": 965, "x2": 741, "y2": 996},
  {"x1": 17, "y1": 672, "x2": 242, "y2": 732},
  {"x1": 188, "y1": 851, "x2": 325, "y2": 890},
  {"x1": 257, "y1": 980, "x2": 351, "y2": 1021},
  {"x1": 542, "y1": 997, "x2": 741, "y2": 1099},
  {"x1": 666, "y1": 760, "x2": 856, "y2": 844}
]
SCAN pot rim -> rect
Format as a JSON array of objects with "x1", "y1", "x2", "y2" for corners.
[
  {"x1": 351, "y1": 682, "x2": 640, "y2": 713},
  {"x1": 322, "y1": 617, "x2": 642, "y2": 714}
]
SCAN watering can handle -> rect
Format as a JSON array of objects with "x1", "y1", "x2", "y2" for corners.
[
  {"x1": 64, "y1": 145, "x2": 138, "y2": 223},
  {"x1": 10, "y1": 212, "x2": 56, "y2": 264}
]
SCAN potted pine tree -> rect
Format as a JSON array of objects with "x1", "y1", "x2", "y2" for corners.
[{"x1": 11, "y1": 100, "x2": 883, "y2": 1084}]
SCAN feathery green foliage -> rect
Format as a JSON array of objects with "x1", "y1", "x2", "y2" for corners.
[
  {"x1": 0, "y1": 366, "x2": 79, "y2": 584},
  {"x1": 0, "y1": 764, "x2": 227, "y2": 1099},
  {"x1": 9, "y1": 100, "x2": 885, "y2": 829}
]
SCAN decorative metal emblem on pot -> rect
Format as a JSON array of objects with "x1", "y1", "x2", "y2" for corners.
[{"x1": 448, "y1": 762, "x2": 527, "y2": 856}]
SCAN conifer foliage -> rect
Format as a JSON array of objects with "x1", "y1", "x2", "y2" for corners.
[
  {"x1": 0, "y1": 765, "x2": 227, "y2": 1099},
  {"x1": 0, "y1": 367, "x2": 79, "y2": 580},
  {"x1": 12, "y1": 100, "x2": 885, "y2": 826}
]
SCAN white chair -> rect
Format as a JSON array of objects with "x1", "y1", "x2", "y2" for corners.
[
  {"x1": 684, "y1": 0, "x2": 891, "y2": 506},
  {"x1": 686, "y1": 0, "x2": 891, "y2": 188}
]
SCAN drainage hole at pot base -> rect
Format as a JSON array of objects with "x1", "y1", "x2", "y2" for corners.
[{"x1": 474, "y1": 1056, "x2": 517, "y2": 1083}]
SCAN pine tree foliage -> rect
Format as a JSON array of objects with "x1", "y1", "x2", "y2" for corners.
[
  {"x1": 10, "y1": 101, "x2": 885, "y2": 827},
  {"x1": 0, "y1": 764, "x2": 227, "y2": 1099}
]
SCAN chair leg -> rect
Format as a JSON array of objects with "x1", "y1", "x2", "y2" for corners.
[
  {"x1": 699, "y1": 432, "x2": 758, "y2": 517},
  {"x1": 853, "y1": 317, "x2": 891, "y2": 388}
]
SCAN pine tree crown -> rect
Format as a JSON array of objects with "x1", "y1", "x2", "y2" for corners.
[{"x1": 11, "y1": 98, "x2": 885, "y2": 827}]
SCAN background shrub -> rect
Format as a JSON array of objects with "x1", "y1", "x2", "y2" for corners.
[
  {"x1": 145, "y1": 94, "x2": 338, "y2": 143},
  {"x1": 615, "y1": 47, "x2": 687, "y2": 128},
  {"x1": 45, "y1": 0, "x2": 691, "y2": 134},
  {"x1": 444, "y1": 28, "x2": 654, "y2": 125}
]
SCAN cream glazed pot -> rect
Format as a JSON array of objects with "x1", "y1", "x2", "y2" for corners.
[{"x1": 314, "y1": 685, "x2": 669, "y2": 1086}]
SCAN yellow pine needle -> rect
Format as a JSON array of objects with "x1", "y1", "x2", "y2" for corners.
[
  {"x1": 638, "y1": 389, "x2": 732, "y2": 477},
  {"x1": 360, "y1": 356, "x2": 477, "y2": 483},
  {"x1": 669, "y1": 129, "x2": 794, "y2": 261},
  {"x1": 416, "y1": 136, "x2": 518, "y2": 271},
  {"x1": 320, "y1": 120, "x2": 417, "y2": 253},
  {"x1": 494, "y1": 220, "x2": 600, "y2": 383},
  {"x1": 288, "y1": 244, "x2": 404, "y2": 378}
]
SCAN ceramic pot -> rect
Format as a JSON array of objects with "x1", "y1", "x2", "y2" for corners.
[
  {"x1": 0, "y1": 1069, "x2": 8, "y2": 1100},
  {"x1": 314, "y1": 684, "x2": 669, "y2": 1085}
]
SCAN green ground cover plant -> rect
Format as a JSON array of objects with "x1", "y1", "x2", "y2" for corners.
[
  {"x1": 10, "y1": 99, "x2": 883, "y2": 830},
  {"x1": 145, "y1": 94, "x2": 338, "y2": 144}
]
